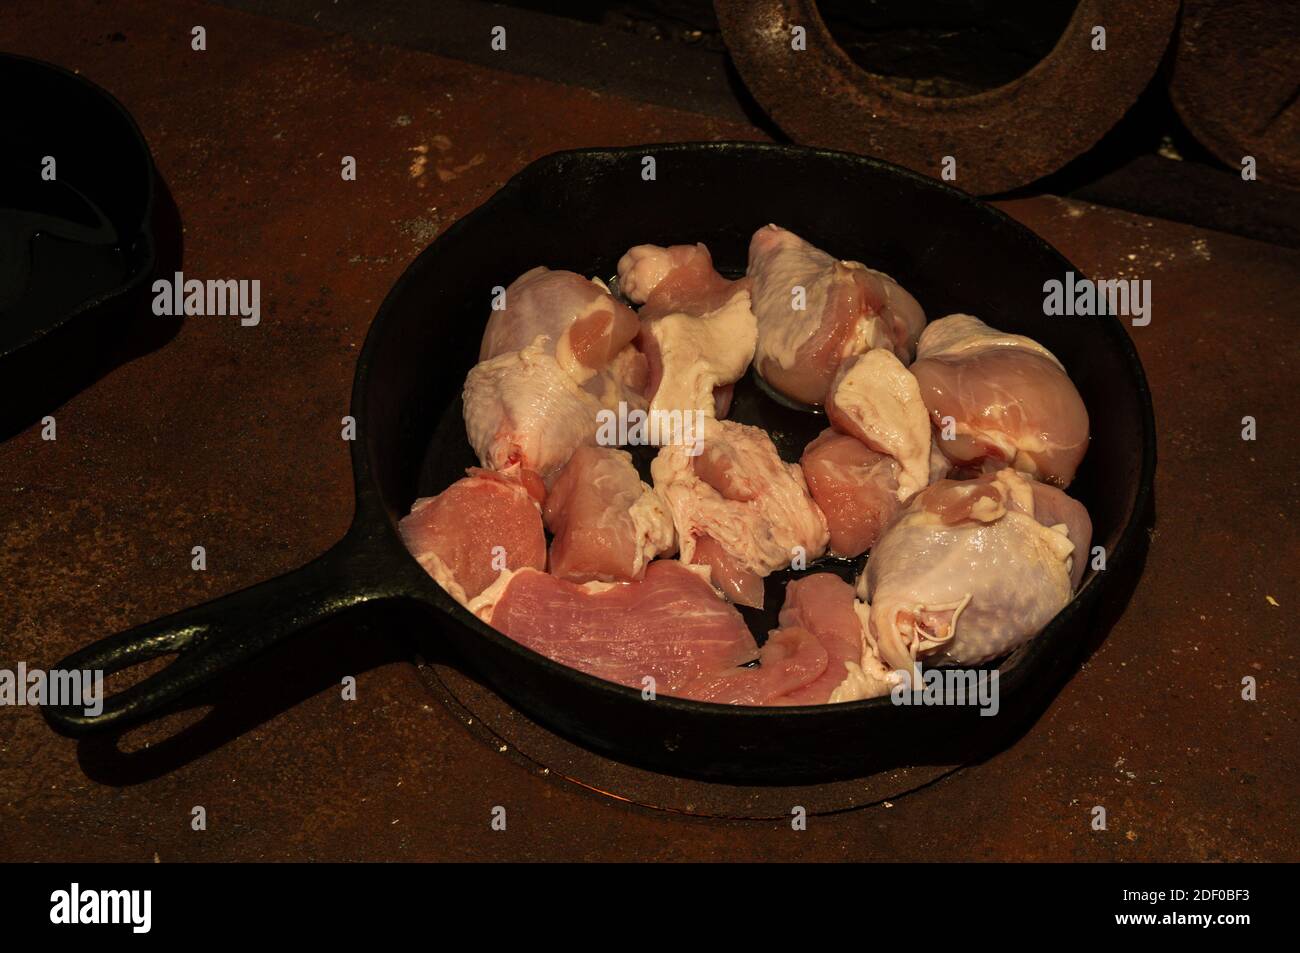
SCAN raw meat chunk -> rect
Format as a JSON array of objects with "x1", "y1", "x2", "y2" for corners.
[
  {"x1": 479, "y1": 266, "x2": 639, "y2": 374},
  {"x1": 678, "y1": 627, "x2": 829, "y2": 705},
  {"x1": 400, "y1": 469, "x2": 547, "y2": 604},
  {"x1": 543, "y1": 446, "x2": 675, "y2": 583},
  {"x1": 617, "y1": 242, "x2": 745, "y2": 321},
  {"x1": 911, "y1": 314, "x2": 1089, "y2": 487},
  {"x1": 746, "y1": 224, "x2": 925, "y2": 406},
  {"x1": 652, "y1": 419, "x2": 829, "y2": 608},
  {"x1": 679, "y1": 574, "x2": 894, "y2": 705},
  {"x1": 617, "y1": 243, "x2": 757, "y2": 431},
  {"x1": 825, "y1": 349, "x2": 932, "y2": 500},
  {"x1": 859, "y1": 469, "x2": 1092, "y2": 671},
  {"x1": 801, "y1": 429, "x2": 903, "y2": 558},
  {"x1": 800, "y1": 348, "x2": 934, "y2": 556},
  {"x1": 485, "y1": 561, "x2": 760, "y2": 695},
  {"x1": 464, "y1": 267, "x2": 646, "y2": 483},
  {"x1": 770, "y1": 574, "x2": 891, "y2": 704}
]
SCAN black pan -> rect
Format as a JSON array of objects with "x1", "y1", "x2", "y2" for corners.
[
  {"x1": 44, "y1": 143, "x2": 1156, "y2": 783},
  {"x1": 0, "y1": 53, "x2": 158, "y2": 438}
]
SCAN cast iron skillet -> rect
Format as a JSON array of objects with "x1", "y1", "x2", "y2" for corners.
[
  {"x1": 0, "y1": 54, "x2": 156, "y2": 436},
  {"x1": 45, "y1": 143, "x2": 1156, "y2": 783}
]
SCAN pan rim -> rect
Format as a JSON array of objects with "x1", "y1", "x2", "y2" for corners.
[{"x1": 350, "y1": 139, "x2": 1157, "y2": 720}]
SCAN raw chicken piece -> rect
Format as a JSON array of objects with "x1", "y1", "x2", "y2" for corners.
[
  {"x1": 543, "y1": 446, "x2": 675, "y2": 584},
  {"x1": 616, "y1": 243, "x2": 757, "y2": 431},
  {"x1": 801, "y1": 429, "x2": 903, "y2": 558},
  {"x1": 484, "y1": 561, "x2": 760, "y2": 695},
  {"x1": 479, "y1": 266, "x2": 640, "y2": 376},
  {"x1": 911, "y1": 314, "x2": 1090, "y2": 487},
  {"x1": 772, "y1": 574, "x2": 889, "y2": 704},
  {"x1": 678, "y1": 627, "x2": 829, "y2": 705},
  {"x1": 652, "y1": 419, "x2": 829, "y2": 608},
  {"x1": 826, "y1": 349, "x2": 932, "y2": 500},
  {"x1": 746, "y1": 224, "x2": 926, "y2": 406},
  {"x1": 680, "y1": 574, "x2": 895, "y2": 705},
  {"x1": 618, "y1": 243, "x2": 745, "y2": 320},
  {"x1": 462, "y1": 344, "x2": 606, "y2": 482},
  {"x1": 464, "y1": 267, "x2": 645, "y2": 483},
  {"x1": 399, "y1": 469, "x2": 547, "y2": 604},
  {"x1": 799, "y1": 349, "x2": 933, "y2": 556},
  {"x1": 1027, "y1": 480, "x2": 1094, "y2": 591},
  {"x1": 859, "y1": 468, "x2": 1092, "y2": 671}
]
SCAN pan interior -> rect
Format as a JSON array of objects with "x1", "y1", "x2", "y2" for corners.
[{"x1": 359, "y1": 143, "x2": 1147, "y2": 708}]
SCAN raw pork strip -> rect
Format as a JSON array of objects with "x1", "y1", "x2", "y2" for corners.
[
  {"x1": 486, "y1": 561, "x2": 760, "y2": 695},
  {"x1": 677, "y1": 627, "x2": 829, "y2": 705},
  {"x1": 680, "y1": 574, "x2": 894, "y2": 705},
  {"x1": 769, "y1": 573, "x2": 885, "y2": 704}
]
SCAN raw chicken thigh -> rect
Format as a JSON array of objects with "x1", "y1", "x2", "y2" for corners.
[
  {"x1": 652, "y1": 419, "x2": 829, "y2": 608},
  {"x1": 746, "y1": 224, "x2": 926, "y2": 406},
  {"x1": 399, "y1": 469, "x2": 547, "y2": 605},
  {"x1": 860, "y1": 468, "x2": 1092, "y2": 672},
  {"x1": 482, "y1": 561, "x2": 760, "y2": 695},
  {"x1": 800, "y1": 349, "x2": 934, "y2": 556},
  {"x1": 543, "y1": 446, "x2": 675, "y2": 584},
  {"x1": 463, "y1": 267, "x2": 645, "y2": 483},
  {"x1": 478, "y1": 266, "x2": 639, "y2": 369},
  {"x1": 616, "y1": 243, "x2": 757, "y2": 426},
  {"x1": 911, "y1": 314, "x2": 1090, "y2": 487}
]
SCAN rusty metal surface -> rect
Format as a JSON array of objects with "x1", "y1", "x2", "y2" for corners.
[
  {"x1": 0, "y1": 0, "x2": 1296, "y2": 861},
  {"x1": 1168, "y1": 0, "x2": 1300, "y2": 189},
  {"x1": 716, "y1": 0, "x2": 1179, "y2": 195}
]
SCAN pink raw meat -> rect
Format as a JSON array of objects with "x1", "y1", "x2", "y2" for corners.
[
  {"x1": 487, "y1": 561, "x2": 760, "y2": 694},
  {"x1": 801, "y1": 429, "x2": 903, "y2": 558},
  {"x1": 652, "y1": 419, "x2": 829, "y2": 609},
  {"x1": 617, "y1": 243, "x2": 757, "y2": 428},
  {"x1": 911, "y1": 314, "x2": 1089, "y2": 487},
  {"x1": 400, "y1": 469, "x2": 547, "y2": 603},
  {"x1": 479, "y1": 266, "x2": 639, "y2": 368},
  {"x1": 464, "y1": 267, "x2": 645, "y2": 483},
  {"x1": 861, "y1": 469, "x2": 1092, "y2": 670},
  {"x1": 543, "y1": 446, "x2": 674, "y2": 584},
  {"x1": 617, "y1": 242, "x2": 747, "y2": 321},
  {"x1": 746, "y1": 224, "x2": 926, "y2": 406},
  {"x1": 678, "y1": 628, "x2": 828, "y2": 705},
  {"x1": 770, "y1": 574, "x2": 868, "y2": 705}
]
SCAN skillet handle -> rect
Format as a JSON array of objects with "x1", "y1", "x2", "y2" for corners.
[{"x1": 42, "y1": 525, "x2": 409, "y2": 737}]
